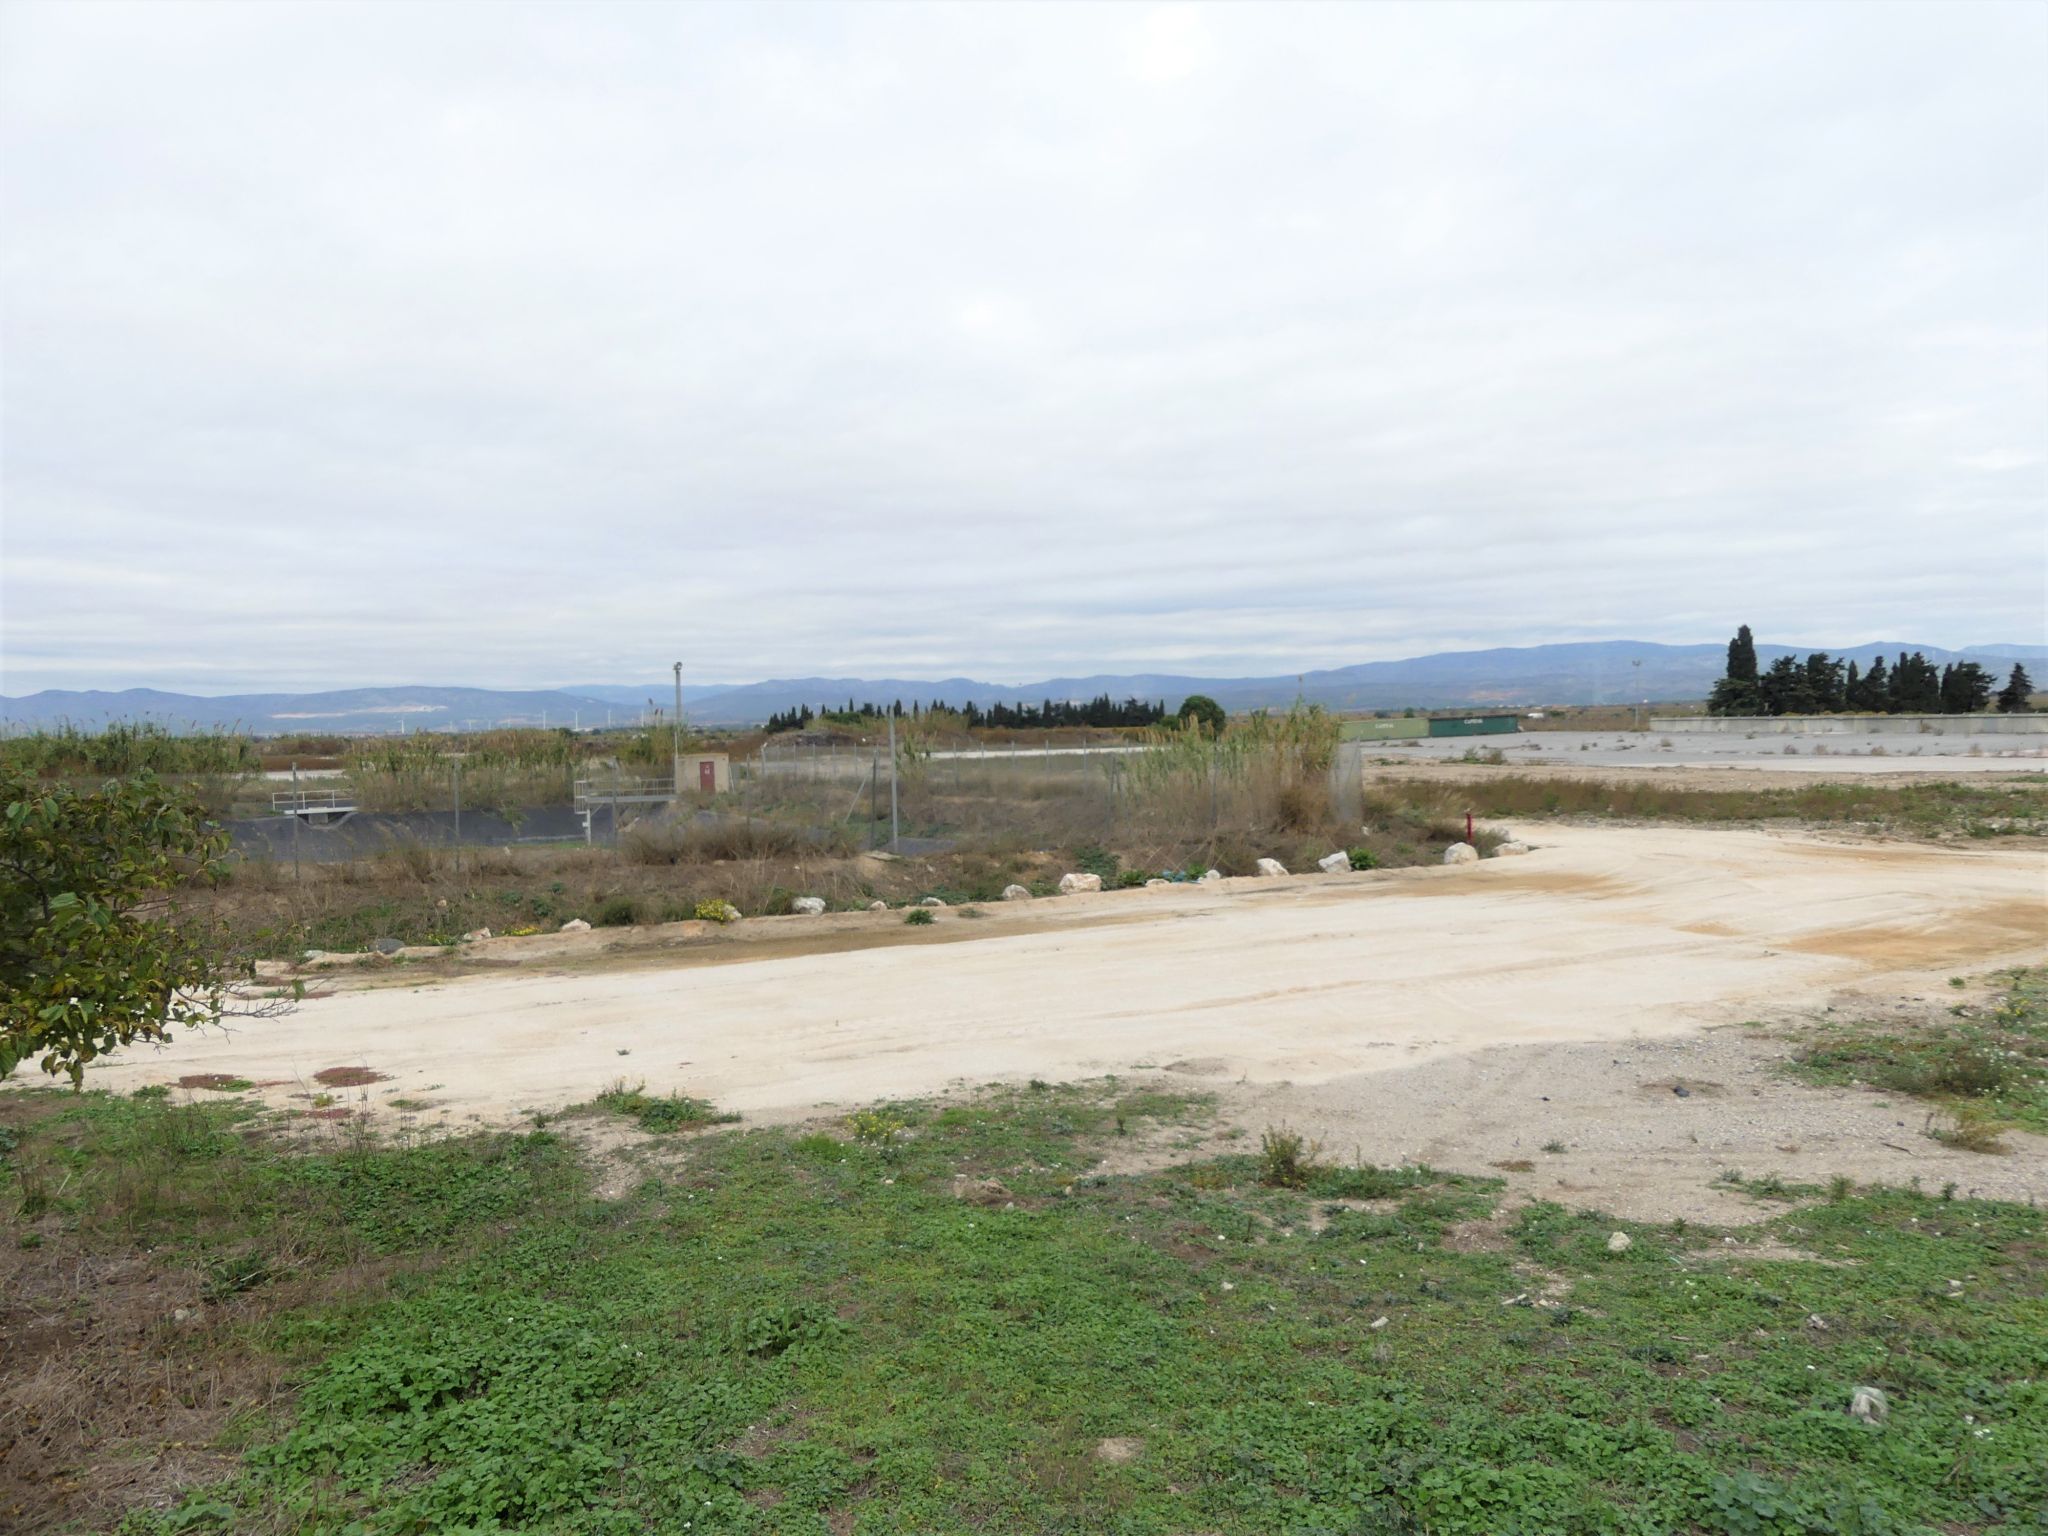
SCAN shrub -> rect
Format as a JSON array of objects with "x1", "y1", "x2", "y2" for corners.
[
  {"x1": 2, "y1": 770, "x2": 265, "y2": 1084},
  {"x1": 1071, "y1": 844, "x2": 1120, "y2": 879},
  {"x1": 903, "y1": 908, "x2": 934, "y2": 926},
  {"x1": 846, "y1": 1108, "x2": 905, "y2": 1145},
  {"x1": 1344, "y1": 846, "x2": 1380, "y2": 870},
  {"x1": 1274, "y1": 778, "x2": 1329, "y2": 831},
  {"x1": 594, "y1": 894, "x2": 638, "y2": 927},
  {"x1": 1258, "y1": 1126, "x2": 1318, "y2": 1188},
  {"x1": 694, "y1": 899, "x2": 741, "y2": 924},
  {"x1": 1906, "y1": 1045, "x2": 2010, "y2": 1098},
  {"x1": 595, "y1": 1082, "x2": 738, "y2": 1134},
  {"x1": 1927, "y1": 1105, "x2": 2009, "y2": 1154}
]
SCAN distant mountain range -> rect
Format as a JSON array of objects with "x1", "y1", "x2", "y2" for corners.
[{"x1": 6, "y1": 641, "x2": 2042, "y2": 733}]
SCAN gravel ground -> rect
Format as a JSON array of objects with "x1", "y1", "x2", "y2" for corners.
[{"x1": 1155, "y1": 998, "x2": 2046, "y2": 1225}]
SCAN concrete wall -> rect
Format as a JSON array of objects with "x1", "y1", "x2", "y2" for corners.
[
  {"x1": 1342, "y1": 717, "x2": 1429, "y2": 741},
  {"x1": 1653, "y1": 714, "x2": 2047, "y2": 736},
  {"x1": 1427, "y1": 714, "x2": 1521, "y2": 737}
]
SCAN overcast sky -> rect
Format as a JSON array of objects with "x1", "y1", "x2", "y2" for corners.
[{"x1": 2, "y1": 1, "x2": 2043, "y2": 695}]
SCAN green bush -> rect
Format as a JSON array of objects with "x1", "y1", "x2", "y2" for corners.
[
  {"x1": 595, "y1": 1083, "x2": 739, "y2": 1134},
  {"x1": 903, "y1": 908, "x2": 934, "y2": 926},
  {"x1": 1070, "y1": 844, "x2": 1120, "y2": 879},
  {"x1": 594, "y1": 894, "x2": 638, "y2": 927},
  {"x1": 1258, "y1": 1126, "x2": 1316, "y2": 1188}
]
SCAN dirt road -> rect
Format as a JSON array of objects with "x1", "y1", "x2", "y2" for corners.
[{"x1": 87, "y1": 826, "x2": 2045, "y2": 1133}]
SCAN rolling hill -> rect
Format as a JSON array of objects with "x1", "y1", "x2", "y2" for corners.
[{"x1": 5, "y1": 641, "x2": 2041, "y2": 732}]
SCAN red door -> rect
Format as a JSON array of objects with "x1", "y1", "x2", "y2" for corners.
[{"x1": 698, "y1": 760, "x2": 717, "y2": 793}]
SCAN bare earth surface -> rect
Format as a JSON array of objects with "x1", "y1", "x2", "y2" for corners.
[{"x1": 78, "y1": 824, "x2": 2048, "y2": 1221}]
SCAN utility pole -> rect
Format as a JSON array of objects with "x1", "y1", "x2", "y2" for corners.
[
  {"x1": 887, "y1": 710, "x2": 899, "y2": 853},
  {"x1": 672, "y1": 661, "x2": 684, "y2": 797}
]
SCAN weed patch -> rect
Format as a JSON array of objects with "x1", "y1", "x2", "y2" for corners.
[
  {"x1": 11, "y1": 1081, "x2": 2045, "y2": 1536},
  {"x1": 593, "y1": 1082, "x2": 740, "y2": 1134},
  {"x1": 1784, "y1": 969, "x2": 2047, "y2": 1133}
]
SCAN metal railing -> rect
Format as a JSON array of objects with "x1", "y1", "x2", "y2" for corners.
[
  {"x1": 573, "y1": 776, "x2": 677, "y2": 805},
  {"x1": 271, "y1": 787, "x2": 355, "y2": 814}
]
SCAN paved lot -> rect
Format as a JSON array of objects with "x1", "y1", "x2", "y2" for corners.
[{"x1": 1369, "y1": 729, "x2": 2044, "y2": 773}]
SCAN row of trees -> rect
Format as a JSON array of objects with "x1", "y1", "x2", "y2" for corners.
[
  {"x1": 766, "y1": 695, "x2": 1169, "y2": 733},
  {"x1": 1708, "y1": 627, "x2": 2034, "y2": 716}
]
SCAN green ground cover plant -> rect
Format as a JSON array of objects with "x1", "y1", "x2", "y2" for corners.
[
  {"x1": 5, "y1": 1079, "x2": 2043, "y2": 1534},
  {"x1": 593, "y1": 1082, "x2": 742, "y2": 1134},
  {"x1": 1782, "y1": 969, "x2": 2047, "y2": 1138}
]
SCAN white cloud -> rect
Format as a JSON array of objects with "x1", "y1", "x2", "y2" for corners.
[
  {"x1": 1, "y1": 0, "x2": 2043, "y2": 695},
  {"x1": 1127, "y1": 6, "x2": 1219, "y2": 85}
]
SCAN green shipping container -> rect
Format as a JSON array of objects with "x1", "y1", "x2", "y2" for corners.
[
  {"x1": 1426, "y1": 714, "x2": 1521, "y2": 738},
  {"x1": 1342, "y1": 717, "x2": 1430, "y2": 741}
]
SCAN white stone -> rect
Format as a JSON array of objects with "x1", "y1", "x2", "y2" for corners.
[
  {"x1": 1058, "y1": 872, "x2": 1103, "y2": 894},
  {"x1": 1254, "y1": 858, "x2": 1289, "y2": 877},
  {"x1": 1442, "y1": 843, "x2": 1479, "y2": 865},
  {"x1": 1317, "y1": 851, "x2": 1352, "y2": 874},
  {"x1": 1144, "y1": 878, "x2": 1169, "y2": 888},
  {"x1": 560, "y1": 918, "x2": 593, "y2": 933},
  {"x1": 462, "y1": 928, "x2": 492, "y2": 942},
  {"x1": 1200, "y1": 868, "x2": 1223, "y2": 882},
  {"x1": 1001, "y1": 884, "x2": 1032, "y2": 901},
  {"x1": 1493, "y1": 841, "x2": 1531, "y2": 857},
  {"x1": 866, "y1": 900, "x2": 888, "y2": 912},
  {"x1": 919, "y1": 895, "x2": 947, "y2": 907},
  {"x1": 1606, "y1": 1231, "x2": 1633, "y2": 1254},
  {"x1": 1849, "y1": 1385, "x2": 1889, "y2": 1425},
  {"x1": 790, "y1": 896, "x2": 826, "y2": 916}
]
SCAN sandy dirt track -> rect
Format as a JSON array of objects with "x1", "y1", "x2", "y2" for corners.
[{"x1": 83, "y1": 827, "x2": 2046, "y2": 1142}]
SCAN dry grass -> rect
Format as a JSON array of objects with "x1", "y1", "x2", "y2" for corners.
[
  {"x1": 186, "y1": 709, "x2": 1510, "y2": 954},
  {"x1": 1362, "y1": 774, "x2": 2046, "y2": 839}
]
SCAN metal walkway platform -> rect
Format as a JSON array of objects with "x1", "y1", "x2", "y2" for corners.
[
  {"x1": 271, "y1": 788, "x2": 359, "y2": 826},
  {"x1": 573, "y1": 777, "x2": 677, "y2": 806}
]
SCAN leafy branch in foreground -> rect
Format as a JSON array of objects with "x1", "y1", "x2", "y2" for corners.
[{"x1": 1, "y1": 770, "x2": 293, "y2": 1084}]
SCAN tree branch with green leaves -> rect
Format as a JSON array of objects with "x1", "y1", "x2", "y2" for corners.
[{"x1": 2, "y1": 770, "x2": 293, "y2": 1085}]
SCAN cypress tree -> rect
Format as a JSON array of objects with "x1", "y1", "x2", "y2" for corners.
[
  {"x1": 1757, "y1": 655, "x2": 1809, "y2": 716},
  {"x1": 1803, "y1": 652, "x2": 1844, "y2": 713},
  {"x1": 1729, "y1": 625, "x2": 1758, "y2": 683},
  {"x1": 1997, "y1": 664, "x2": 2034, "y2": 713},
  {"x1": 1708, "y1": 624, "x2": 1764, "y2": 715},
  {"x1": 1943, "y1": 661, "x2": 1994, "y2": 714}
]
